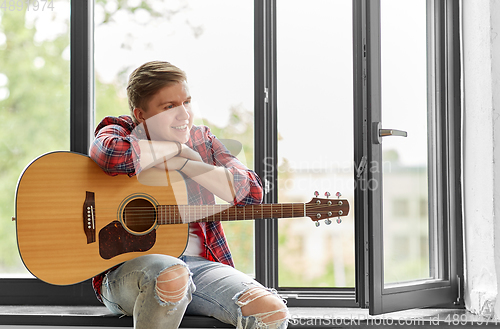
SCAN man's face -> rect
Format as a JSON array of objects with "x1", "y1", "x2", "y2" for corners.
[{"x1": 134, "y1": 81, "x2": 194, "y2": 143}]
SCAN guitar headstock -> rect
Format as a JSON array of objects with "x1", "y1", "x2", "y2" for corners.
[{"x1": 305, "y1": 191, "x2": 350, "y2": 226}]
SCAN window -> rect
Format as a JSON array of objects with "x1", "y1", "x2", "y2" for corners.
[
  {"x1": 93, "y1": 0, "x2": 256, "y2": 276},
  {"x1": 392, "y1": 199, "x2": 410, "y2": 218},
  {"x1": 0, "y1": 0, "x2": 100, "y2": 306},
  {"x1": 2, "y1": 0, "x2": 463, "y2": 315},
  {"x1": 1, "y1": 1, "x2": 70, "y2": 277},
  {"x1": 276, "y1": 0, "x2": 355, "y2": 289},
  {"x1": 357, "y1": 0, "x2": 463, "y2": 314}
]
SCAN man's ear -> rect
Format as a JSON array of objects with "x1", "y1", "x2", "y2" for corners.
[{"x1": 133, "y1": 108, "x2": 146, "y2": 123}]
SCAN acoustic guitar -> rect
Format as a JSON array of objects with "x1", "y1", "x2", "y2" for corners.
[{"x1": 14, "y1": 151, "x2": 349, "y2": 285}]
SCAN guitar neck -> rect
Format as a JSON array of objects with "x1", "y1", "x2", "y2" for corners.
[{"x1": 157, "y1": 203, "x2": 306, "y2": 225}]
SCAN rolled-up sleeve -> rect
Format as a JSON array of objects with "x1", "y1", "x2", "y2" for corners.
[
  {"x1": 89, "y1": 116, "x2": 141, "y2": 176},
  {"x1": 227, "y1": 165, "x2": 263, "y2": 206}
]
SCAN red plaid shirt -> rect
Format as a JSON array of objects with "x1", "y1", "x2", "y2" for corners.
[{"x1": 89, "y1": 115, "x2": 263, "y2": 302}]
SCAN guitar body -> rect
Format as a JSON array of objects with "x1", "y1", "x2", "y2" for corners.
[{"x1": 15, "y1": 151, "x2": 188, "y2": 286}]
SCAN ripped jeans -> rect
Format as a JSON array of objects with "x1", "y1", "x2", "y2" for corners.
[{"x1": 100, "y1": 254, "x2": 289, "y2": 329}]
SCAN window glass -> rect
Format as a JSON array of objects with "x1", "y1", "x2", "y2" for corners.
[
  {"x1": 276, "y1": 0, "x2": 355, "y2": 288},
  {"x1": 380, "y1": 0, "x2": 431, "y2": 284},
  {"x1": 94, "y1": 0, "x2": 255, "y2": 275},
  {"x1": 0, "y1": 1, "x2": 70, "y2": 277}
]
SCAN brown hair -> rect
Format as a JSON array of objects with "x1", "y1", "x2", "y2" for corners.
[{"x1": 127, "y1": 61, "x2": 187, "y2": 123}]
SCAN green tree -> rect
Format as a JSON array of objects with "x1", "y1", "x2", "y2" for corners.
[
  {"x1": 198, "y1": 105, "x2": 255, "y2": 274},
  {"x1": 0, "y1": 7, "x2": 69, "y2": 272},
  {"x1": 0, "y1": 2, "x2": 164, "y2": 272}
]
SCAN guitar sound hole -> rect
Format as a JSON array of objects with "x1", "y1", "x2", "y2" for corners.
[{"x1": 123, "y1": 198, "x2": 156, "y2": 233}]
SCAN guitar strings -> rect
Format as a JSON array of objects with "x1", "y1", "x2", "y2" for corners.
[
  {"x1": 91, "y1": 204, "x2": 346, "y2": 214},
  {"x1": 89, "y1": 203, "x2": 345, "y2": 210},
  {"x1": 92, "y1": 203, "x2": 346, "y2": 226}
]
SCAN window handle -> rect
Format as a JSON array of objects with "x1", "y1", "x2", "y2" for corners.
[
  {"x1": 379, "y1": 129, "x2": 408, "y2": 138},
  {"x1": 373, "y1": 122, "x2": 407, "y2": 144}
]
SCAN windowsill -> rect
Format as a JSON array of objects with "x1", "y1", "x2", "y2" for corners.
[{"x1": 0, "y1": 306, "x2": 496, "y2": 328}]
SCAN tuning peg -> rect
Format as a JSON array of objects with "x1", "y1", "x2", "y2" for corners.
[
  {"x1": 324, "y1": 191, "x2": 331, "y2": 198},
  {"x1": 325, "y1": 218, "x2": 332, "y2": 225},
  {"x1": 315, "y1": 221, "x2": 320, "y2": 227},
  {"x1": 314, "y1": 191, "x2": 319, "y2": 197},
  {"x1": 336, "y1": 192, "x2": 343, "y2": 223},
  {"x1": 336, "y1": 192, "x2": 343, "y2": 205}
]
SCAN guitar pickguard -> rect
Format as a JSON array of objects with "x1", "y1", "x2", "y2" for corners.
[{"x1": 99, "y1": 221, "x2": 156, "y2": 260}]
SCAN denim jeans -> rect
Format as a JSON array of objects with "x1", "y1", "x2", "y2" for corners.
[{"x1": 100, "y1": 254, "x2": 289, "y2": 329}]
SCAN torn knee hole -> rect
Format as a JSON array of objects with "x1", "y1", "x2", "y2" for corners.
[
  {"x1": 155, "y1": 265, "x2": 190, "y2": 303},
  {"x1": 237, "y1": 287, "x2": 271, "y2": 307},
  {"x1": 238, "y1": 288, "x2": 288, "y2": 325}
]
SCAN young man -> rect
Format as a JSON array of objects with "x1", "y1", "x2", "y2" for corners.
[{"x1": 89, "y1": 61, "x2": 289, "y2": 329}]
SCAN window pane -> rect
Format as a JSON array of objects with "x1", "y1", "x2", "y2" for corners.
[
  {"x1": 276, "y1": 0, "x2": 355, "y2": 288},
  {"x1": 94, "y1": 0, "x2": 255, "y2": 275},
  {"x1": 380, "y1": 0, "x2": 431, "y2": 284},
  {"x1": 0, "y1": 1, "x2": 70, "y2": 277}
]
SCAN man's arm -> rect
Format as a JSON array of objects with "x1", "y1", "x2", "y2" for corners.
[
  {"x1": 89, "y1": 122, "x2": 139, "y2": 176},
  {"x1": 177, "y1": 159, "x2": 235, "y2": 203},
  {"x1": 140, "y1": 141, "x2": 235, "y2": 203}
]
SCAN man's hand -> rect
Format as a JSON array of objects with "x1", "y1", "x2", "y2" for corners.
[
  {"x1": 178, "y1": 144, "x2": 203, "y2": 162},
  {"x1": 151, "y1": 144, "x2": 202, "y2": 171},
  {"x1": 138, "y1": 140, "x2": 202, "y2": 171},
  {"x1": 152, "y1": 156, "x2": 187, "y2": 171},
  {"x1": 139, "y1": 141, "x2": 235, "y2": 202}
]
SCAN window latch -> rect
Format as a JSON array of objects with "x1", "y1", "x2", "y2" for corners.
[{"x1": 356, "y1": 156, "x2": 367, "y2": 180}]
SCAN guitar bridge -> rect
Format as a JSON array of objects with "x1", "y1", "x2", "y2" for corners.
[{"x1": 83, "y1": 191, "x2": 96, "y2": 244}]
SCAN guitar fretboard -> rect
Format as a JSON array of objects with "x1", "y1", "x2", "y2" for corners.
[{"x1": 157, "y1": 203, "x2": 306, "y2": 224}]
